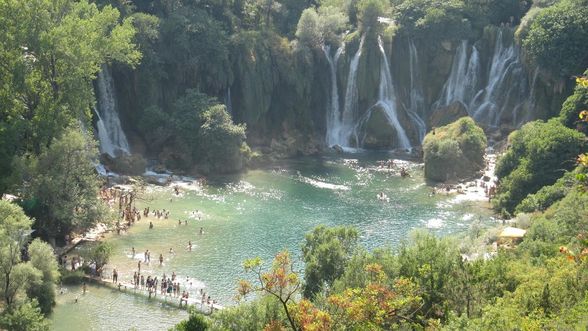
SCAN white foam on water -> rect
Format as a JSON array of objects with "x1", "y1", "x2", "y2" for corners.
[
  {"x1": 299, "y1": 176, "x2": 351, "y2": 191},
  {"x1": 425, "y1": 218, "x2": 445, "y2": 229}
]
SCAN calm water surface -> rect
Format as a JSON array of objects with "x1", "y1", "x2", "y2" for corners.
[{"x1": 51, "y1": 155, "x2": 494, "y2": 330}]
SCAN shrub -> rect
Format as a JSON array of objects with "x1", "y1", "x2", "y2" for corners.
[{"x1": 493, "y1": 119, "x2": 585, "y2": 214}]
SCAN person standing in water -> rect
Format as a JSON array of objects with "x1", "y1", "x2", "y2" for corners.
[{"x1": 159, "y1": 253, "x2": 164, "y2": 266}]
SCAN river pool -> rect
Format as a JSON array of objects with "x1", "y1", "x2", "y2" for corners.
[{"x1": 51, "y1": 154, "x2": 494, "y2": 330}]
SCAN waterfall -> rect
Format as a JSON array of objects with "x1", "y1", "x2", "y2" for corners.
[
  {"x1": 323, "y1": 44, "x2": 345, "y2": 147},
  {"x1": 434, "y1": 29, "x2": 529, "y2": 128},
  {"x1": 407, "y1": 39, "x2": 427, "y2": 143},
  {"x1": 367, "y1": 36, "x2": 411, "y2": 150},
  {"x1": 95, "y1": 66, "x2": 130, "y2": 157},
  {"x1": 331, "y1": 36, "x2": 365, "y2": 148},
  {"x1": 225, "y1": 86, "x2": 233, "y2": 115},
  {"x1": 513, "y1": 67, "x2": 539, "y2": 127},
  {"x1": 435, "y1": 40, "x2": 480, "y2": 109},
  {"x1": 470, "y1": 30, "x2": 523, "y2": 126}
]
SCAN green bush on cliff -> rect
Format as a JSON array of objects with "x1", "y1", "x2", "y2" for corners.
[
  {"x1": 423, "y1": 117, "x2": 487, "y2": 182},
  {"x1": 515, "y1": 169, "x2": 578, "y2": 214},
  {"x1": 494, "y1": 119, "x2": 585, "y2": 215},
  {"x1": 523, "y1": 0, "x2": 588, "y2": 76}
]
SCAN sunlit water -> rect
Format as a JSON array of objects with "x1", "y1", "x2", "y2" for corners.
[{"x1": 51, "y1": 155, "x2": 494, "y2": 330}]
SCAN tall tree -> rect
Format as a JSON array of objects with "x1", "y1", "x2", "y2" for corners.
[
  {"x1": 20, "y1": 126, "x2": 108, "y2": 242},
  {"x1": 0, "y1": 201, "x2": 41, "y2": 307},
  {"x1": 0, "y1": 0, "x2": 140, "y2": 194}
]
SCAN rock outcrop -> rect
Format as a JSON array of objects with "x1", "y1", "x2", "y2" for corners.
[{"x1": 423, "y1": 117, "x2": 487, "y2": 182}]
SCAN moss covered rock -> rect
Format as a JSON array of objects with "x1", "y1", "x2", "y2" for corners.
[{"x1": 423, "y1": 117, "x2": 487, "y2": 182}]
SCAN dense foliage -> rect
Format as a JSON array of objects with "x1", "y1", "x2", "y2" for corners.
[
  {"x1": 522, "y1": 0, "x2": 588, "y2": 76},
  {"x1": 15, "y1": 126, "x2": 109, "y2": 241},
  {"x1": 0, "y1": 0, "x2": 140, "y2": 194},
  {"x1": 423, "y1": 117, "x2": 487, "y2": 182},
  {"x1": 0, "y1": 201, "x2": 57, "y2": 330},
  {"x1": 494, "y1": 119, "x2": 585, "y2": 215}
]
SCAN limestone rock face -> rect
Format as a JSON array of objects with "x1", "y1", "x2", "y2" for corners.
[
  {"x1": 430, "y1": 101, "x2": 469, "y2": 129},
  {"x1": 423, "y1": 117, "x2": 487, "y2": 182},
  {"x1": 362, "y1": 105, "x2": 398, "y2": 149}
]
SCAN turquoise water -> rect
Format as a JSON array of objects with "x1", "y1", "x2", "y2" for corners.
[{"x1": 51, "y1": 155, "x2": 494, "y2": 330}]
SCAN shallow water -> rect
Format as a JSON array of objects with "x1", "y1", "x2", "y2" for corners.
[
  {"x1": 51, "y1": 284, "x2": 187, "y2": 331},
  {"x1": 51, "y1": 155, "x2": 494, "y2": 330}
]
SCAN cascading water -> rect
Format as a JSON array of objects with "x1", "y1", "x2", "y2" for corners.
[
  {"x1": 435, "y1": 40, "x2": 480, "y2": 109},
  {"x1": 470, "y1": 29, "x2": 525, "y2": 126},
  {"x1": 513, "y1": 68, "x2": 539, "y2": 127},
  {"x1": 332, "y1": 36, "x2": 365, "y2": 148},
  {"x1": 434, "y1": 29, "x2": 529, "y2": 128},
  {"x1": 95, "y1": 65, "x2": 130, "y2": 157},
  {"x1": 323, "y1": 44, "x2": 345, "y2": 147},
  {"x1": 225, "y1": 86, "x2": 233, "y2": 115},
  {"x1": 407, "y1": 39, "x2": 427, "y2": 143},
  {"x1": 359, "y1": 36, "x2": 411, "y2": 150}
]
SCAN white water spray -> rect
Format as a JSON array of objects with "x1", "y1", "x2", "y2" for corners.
[
  {"x1": 95, "y1": 66, "x2": 130, "y2": 157},
  {"x1": 323, "y1": 44, "x2": 345, "y2": 147},
  {"x1": 407, "y1": 39, "x2": 427, "y2": 143}
]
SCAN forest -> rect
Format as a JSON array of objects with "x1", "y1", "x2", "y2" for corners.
[{"x1": 0, "y1": 0, "x2": 587, "y2": 330}]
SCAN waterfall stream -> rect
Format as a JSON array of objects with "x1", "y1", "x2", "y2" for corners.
[
  {"x1": 338, "y1": 36, "x2": 365, "y2": 148},
  {"x1": 96, "y1": 66, "x2": 130, "y2": 157},
  {"x1": 435, "y1": 40, "x2": 480, "y2": 109},
  {"x1": 323, "y1": 44, "x2": 345, "y2": 147},
  {"x1": 435, "y1": 29, "x2": 529, "y2": 128},
  {"x1": 364, "y1": 36, "x2": 411, "y2": 150},
  {"x1": 407, "y1": 39, "x2": 427, "y2": 144}
]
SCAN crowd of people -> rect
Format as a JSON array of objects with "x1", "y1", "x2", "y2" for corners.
[{"x1": 99, "y1": 185, "x2": 218, "y2": 310}]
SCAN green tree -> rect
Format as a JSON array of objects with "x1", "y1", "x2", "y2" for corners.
[
  {"x1": 357, "y1": 0, "x2": 387, "y2": 33},
  {"x1": 0, "y1": 0, "x2": 140, "y2": 194},
  {"x1": 301, "y1": 225, "x2": 358, "y2": 298},
  {"x1": 170, "y1": 306, "x2": 209, "y2": 331},
  {"x1": 82, "y1": 242, "x2": 113, "y2": 277},
  {"x1": 0, "y1": 300, "x2": 49, "y2": 331},
  {"x1": 296, "y1": 8, "x2": 322, "y2": 48},
  {"x1": 523, "y1": 0, "x2": 588, "y2": 76},
  {"x1": 20, "y1": 126, "x2": 108, "y2": 242},
  {"x1": 0, "y1": 201, "x2": 41, "y2": 307},
  {"x1": 26, "y1": 239, "x2": 59, "y2": 315},
  {"x1": 198, "y1": 105, "x2": 248, "y2": 174},
  {"x1": 397, "y1": 231, "x2": 460, "y2": 321}
]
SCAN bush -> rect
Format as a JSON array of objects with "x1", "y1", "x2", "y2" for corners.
[
  {"x1": 493, "y1": 119, "x2": 585, "y2": 215},
  {"x1": 423, "y1": 117, "x2": 487, "y2": 182},
  {"x1": 559, "y1": 71, "x2": 588, "y2": 135},
  {"x1": 60, "y1": 269, "x2": 85, "y2": 285},
  {"x1": 515, "y1": 170, "x2": 577, "y2": 214},
  {"x1": 523, "y1": 0, "x2": 588, "y2": 76},
  {"x1": 198, "y1": 105, "x2": 248, "y2": 174},
  {"x1": 170, "y1": 307, "x2": 209, "y2": 331}
]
